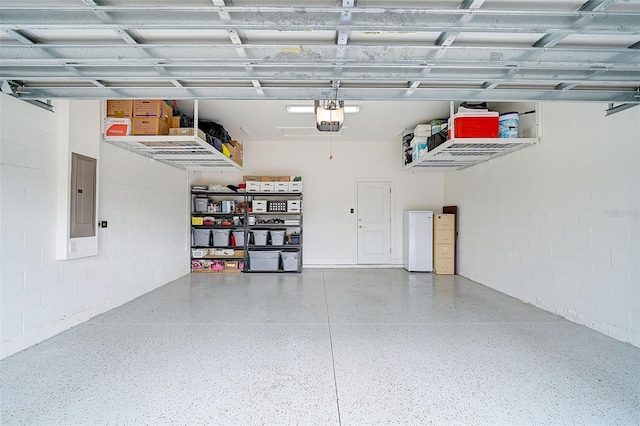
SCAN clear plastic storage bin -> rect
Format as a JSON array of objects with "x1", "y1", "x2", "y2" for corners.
[
  {"x1": 233, "y1": 230, "x2": 245, "y2": 246},
  {"x1": 280, "y1": 251, "x2": 300, "y2": 272},
  {"x1": 269, "y1": 229, "x2": 286, "y2": 246},
  {"x1": 249, "y1": 250, "x2": 281, "y2": 271},
  {"x1": 252, "y1": 229, "x2": 269, "y2": 246},
  {"x1": 192, "y1": 229, "x2": 211, "y2": 247},
  {"x1": 212, "y1": 229, "x2": 231, "y2": 246},
  {"x1": 194, "y1": 198, "x2": 208, "y2": 213}
]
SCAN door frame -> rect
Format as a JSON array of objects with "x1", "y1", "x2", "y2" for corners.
[{"x1": 355, "y1": 178, "x2": 395, "y2": 265}]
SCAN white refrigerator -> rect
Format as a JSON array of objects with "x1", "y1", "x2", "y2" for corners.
[{"x1": 403, "y1": 211, "x2": 433, "y2": 272}]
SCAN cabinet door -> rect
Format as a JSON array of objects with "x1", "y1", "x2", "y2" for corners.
[{"x1": 70, "y1": 152, "x2": 97, "y2": 238}]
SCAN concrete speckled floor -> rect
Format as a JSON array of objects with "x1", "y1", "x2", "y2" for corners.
[{"x1": 2, "y1": 269, "x2": 639, "y2": 425}]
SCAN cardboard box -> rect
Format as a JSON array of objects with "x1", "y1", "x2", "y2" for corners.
[
  {"x1": 223, "y1": 142, "x2": 243, "y2": 166},
  {"x1": 133, "y1": 100, "x2": 172, "y2": 122},
  {"x1": 171, "y1": 116, "x2": 181, "y2": 128},
  {"x1": 433, "y1": 214, "x2": 455, "y2": 230},
  {"x1": 243, "y1": 176, "x2": 262, "y2": 182},
  {"x1": 289, "y1": 182, "x2": 303, "y2": 192},
  {"x1": 107, "y1": 100, "x2": 134, "y2": 117},
  {"x1": 169, "y1": 127, "x2": 194, "y2": 136},
  {"x1": 168, "y1": 127, "x2": 207, "y2": 139},
  {"x1": 224, "y1": 261, "x2": 240, "y2": 270},
  {"x1": 104, "y1": 118, "x2": 132, "y2": 136},
  {"x1": 261, "y1": 176, "x2": 291, "y2": 182},
  {"x1": 246, "y1": 181, "x2": 261, "y2": 192},
  {"x1": 132, "y1": 117, "x2": 170, "y2": 135},
  {"x1": 260, "y1": 182, "x2": 275, "y2": 192},
  {"x1": 234, "y1": 141, "x2": 243, "y2": 166}
]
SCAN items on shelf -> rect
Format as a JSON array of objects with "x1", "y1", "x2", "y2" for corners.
[
  {"x1": 242, "y1": 176, "x2": 303, "y2": 193},
  {"x1": 499, "y1": 112, "x2": 520, "y2": 138},
  {"x1": 106, "y1": 99, "x2": 174, "y2": 136},
  {"x1": 104, "y1": 118, "x2": 132, "y2": 136},
  {"x1": 190, "y1": 186, "x2": 303, "y2": 273},
  {"x1": 103, "y1": 100, "x2": 242, "y2": 170},
  {"x1": 402, "y1": 101, "x2": 539, "y2": 170}
]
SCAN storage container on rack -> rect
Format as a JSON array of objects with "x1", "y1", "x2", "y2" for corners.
[
  {"x1": 269, "y1": 229, "x2": 286, "y2": 246},
  {"x1": 212, "y1": 229, "x2": 231, "y2": 246},
  {"x1": 233, "y1": 230, "x2": 245, "y2": 246},
  {"x1": 450, "y1": 111, "x2": 499, "y2": 138},
  {"x1": 280, "y1": 251, "x2": 300, "y2": 272},
  {"x1": 249, "y1": 251, "x2": 281, "y2": 271},
  {"x1": 252, "y1": 230, "x2": 269, "y2": 246},
  {"x1": 193, "y1": 229, "x2": 211, "y2": 247}
]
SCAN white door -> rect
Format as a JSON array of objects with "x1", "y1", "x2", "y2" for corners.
[{"x1": 357, "y1": 180, "x2": 392, "y2": 264}]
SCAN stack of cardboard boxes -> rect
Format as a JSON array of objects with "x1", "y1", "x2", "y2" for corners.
[
  {"x1": 433, "y1": 214, "x2": 455, "y2": 275},
  {"x1": 105, "y1": 99, "x2": 173, "y2": 136}
]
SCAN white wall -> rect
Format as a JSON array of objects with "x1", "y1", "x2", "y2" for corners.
[
  {"x1": 444, "y1": 102, "x2": 640, "y2": 347},
  {"x1": 197, "y1": 138, "x2": 445, "y2": 265},
  {"x1": 0, "y1": 95, "x2": 190, "y2": 358},
  {"x1": 54, "y1": 100, "x2": 101, "y2": 260}
]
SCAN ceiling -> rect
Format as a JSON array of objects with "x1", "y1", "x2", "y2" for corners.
[
  {"x1": 1, "y1": 0, "x2": 639, "y2": 104},
  {"x1": 1, "y1": 1, "x2": 639, "y2": 143}
]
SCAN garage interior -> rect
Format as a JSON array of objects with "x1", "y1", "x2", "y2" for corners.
[{"x1": 1, "y1": 1, "x2": 639, "y2": 424}]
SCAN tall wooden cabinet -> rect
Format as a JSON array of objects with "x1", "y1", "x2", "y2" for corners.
[{"x1": 433, "y1": 214, "x2": 455, "y2": 275}]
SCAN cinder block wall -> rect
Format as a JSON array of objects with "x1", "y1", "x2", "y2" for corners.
[
  {"x1": 444, "y1": 102, "x2": 640, "y2": 347},
  {"x1": 0, "y1": 95, "x2": 190, "y2": 358}
]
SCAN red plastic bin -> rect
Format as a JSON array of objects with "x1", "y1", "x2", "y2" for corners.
[{"x1": 453, "y1": 115, "x2": 499, "y2": 138}]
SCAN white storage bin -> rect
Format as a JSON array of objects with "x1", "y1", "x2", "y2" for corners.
[
  {"x1": 191, "y1": 248, "x2": 209, "y2": 258},
  {"x1": 260, "y1": 182, "x2": 275, "y2": 192},
  {"x1": 253, "y1": 200, "x2": 267, "y2": 213},
  {"x1": 252, "y1": 229, "x2": 269, "y2": 246},
  {"x1": 414, "y1": 124, "x2": 431, "y2": 137},
  {"x1": 249, "y1": 250, "x2": 281, "y2": 271},
  {"x1": 246, "y1": 181, "x2": 261, "y2": 192},
  {"x1": 192, "y1": 229, "x2": 211, "y2": 247},
  {"x1": 288, "y1": 182, "x2": 303, "y2": 192},
  {"x1": 274, "y1": 182, "x2": 289, "y2": 192},
  {"x1": 280, "y1": 251, "x2": 300, "y2": 271},
  {"x1": 287, "y1": 200, "x2": 301, "y2": 212},
  {"x1": 269, "y1": 229, "x2": 286, "y2": 246},
  {"x1": 212, "y1": 229, "x2": 231, "y2": 246}
]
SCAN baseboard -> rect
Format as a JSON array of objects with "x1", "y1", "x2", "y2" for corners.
[{"x1": 303, "y1": 264, "x2": 404, "y2": 269}]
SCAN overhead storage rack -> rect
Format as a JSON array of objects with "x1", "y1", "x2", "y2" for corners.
[
  {"x1": 103, "y1": 100, "x2": 242, "y2": 171},
  {"x1": 403, "y1": 102, "x2": 540, "y2": 171}
]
